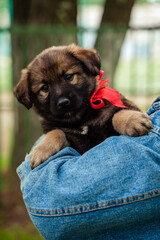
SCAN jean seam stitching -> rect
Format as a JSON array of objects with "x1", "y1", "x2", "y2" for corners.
[
  {"x1": 151, "y1": 124, "x2": 160, "y2": 136},
  {"x1": 154, "y1": 103, "x2": 160, "y2": 110},
  {"x1": 27, "y1": 189, "x2": 160, "y2": 217}
]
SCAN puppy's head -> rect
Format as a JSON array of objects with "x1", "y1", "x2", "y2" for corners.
[{"x1": 14, "y1": 44, "x2": 101, "y2": 122}]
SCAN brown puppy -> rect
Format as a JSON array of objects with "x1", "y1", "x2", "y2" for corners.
[{"x1": 14, "y1": 44, "x2": 152, "y2": 169}]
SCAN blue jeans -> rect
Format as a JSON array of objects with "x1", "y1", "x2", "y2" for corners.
[{"x1": 17, "y1": 97, "x2": 160, "y2": 240}]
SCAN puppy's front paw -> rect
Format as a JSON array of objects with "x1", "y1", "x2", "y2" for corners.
[
  {"x1": 124, "y1": 112, "x2": 152, "y2": 136},
  {"x1": 30, "y1": 144, "x2": 55, "y2": 169},
  {"x1": 30, "y1": 129, "x2": 69, "y2": 169},
  {"x1": 112, "y1": 110, "x2": 152, "y2": 137}
]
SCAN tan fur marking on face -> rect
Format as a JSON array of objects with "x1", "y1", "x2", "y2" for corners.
[
  {"x1": 31, "y1": 83, "x2": 44, "y2": 93},
  {"x1": 63, "y1": 65, "x2": 84, "y2": 85},
  {"x1": 69, "y1": 74, "x2": 78, "y2": 85},
  {"x1": 68, "y1": 72, "x2": 88, "y2": 87},
  {"x1": 55, "y1": 86, "x2": 62, "y2": 96},
  {"x1": 37, "y1": 90, "x2": 49, "y2": 103}
]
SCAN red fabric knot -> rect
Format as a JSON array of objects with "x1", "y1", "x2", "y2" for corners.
[{"x1": 90, "y1": 70, "x2": 128, "y2": 109}]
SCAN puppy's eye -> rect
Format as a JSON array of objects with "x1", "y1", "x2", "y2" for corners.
[
  {"x1": 65, "y1": 74, "x2": 74, "y2": 82},
  {"x1": 41, "y1": 84, "x2": 49, "y2": 92}
]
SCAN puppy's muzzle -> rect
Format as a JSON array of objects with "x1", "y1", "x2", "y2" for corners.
[{"x1": 57, "y1": 96, "x2": 71, "y2": 108}]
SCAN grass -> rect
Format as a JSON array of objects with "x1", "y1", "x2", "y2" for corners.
[{"x1": 0, "y1": 225, "x2": 44, "y2": 240}]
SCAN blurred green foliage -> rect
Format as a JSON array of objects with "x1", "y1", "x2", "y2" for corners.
[{"x1": 0, "y1": 225, "x2": 44, "y2": 240}]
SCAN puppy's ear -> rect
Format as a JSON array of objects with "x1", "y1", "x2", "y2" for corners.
[
  {"x1": 14, "y1": 68, "x2": 32, "y2": 109},
  {"x1": 68, "y1": 44, "x2": 101, "y2": 76}
]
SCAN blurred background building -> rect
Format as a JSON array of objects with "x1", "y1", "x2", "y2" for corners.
[{"x1": 0, "y1": 0, "x2": 160, "y2": 238}]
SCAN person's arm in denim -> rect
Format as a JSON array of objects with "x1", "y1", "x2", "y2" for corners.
[{"x1": 17, "y1": 98, "x2": 160, "y2": 240}]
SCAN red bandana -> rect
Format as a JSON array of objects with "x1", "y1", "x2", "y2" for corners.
[{"x1": 90, "y1": 70, "x2": 128, "y2": 109}]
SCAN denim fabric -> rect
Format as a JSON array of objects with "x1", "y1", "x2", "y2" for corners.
[{"x1": 17, "y1": 97, "x2": 160, "y2": 240}]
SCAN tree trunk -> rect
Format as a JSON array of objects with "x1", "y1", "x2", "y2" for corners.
[
  {"x1": 13, "y1": 0, "x2": 77, "y2": 25},
  {"x1": 96, "y1": 0, "x2": 135, "y2": 86}
]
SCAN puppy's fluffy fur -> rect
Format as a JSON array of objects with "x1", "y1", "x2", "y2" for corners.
[{"x1": 14, "y1": 44, "x2": 152, "y2": 169}]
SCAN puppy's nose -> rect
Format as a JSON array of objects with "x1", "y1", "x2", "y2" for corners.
[{"x1": 57, "y1": 96, "x2": 70, "y2": 107}]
